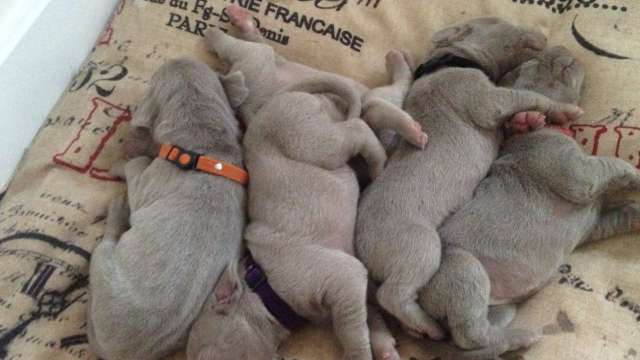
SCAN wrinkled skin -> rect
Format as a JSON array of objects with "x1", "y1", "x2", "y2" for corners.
[
  {"x1": 188, "y1": 60, "x2": 399, "y2": 360},
  {"x1": 187, "y1": 5, "x2": 425, "y2": 360},
  {"x1": 204, "y1": 5, "x2": 428, "y2": 155},
  {"x1": 421, "y1": 46, "x2": 640, "y2": 359},
  {"x1": 87, "y1": 58, "x2": 248, "y2": 360},
  {"x1": 355, "y1": 17, "x2": 583, "y2": 346}
]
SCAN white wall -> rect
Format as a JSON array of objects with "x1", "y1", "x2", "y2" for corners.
[{"x1": 0, "y1": 0, "x2": 119, "y2": 190}]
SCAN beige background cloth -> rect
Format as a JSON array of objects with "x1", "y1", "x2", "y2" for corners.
[{"x1": 0, "y1": 0, "x2": 639, "y2": 359}]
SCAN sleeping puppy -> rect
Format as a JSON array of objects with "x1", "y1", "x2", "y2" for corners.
[
  {"x1": 420, "y1": 46, "x2": 640, "y2": 359},
  {"x1": 87, "y1": 58, "x2": 248, "y2": 360},
  {"x1": 204, "y1": 5, "x2": 428, "y2": 153},
  {"x1": 355, "y1": 17, "x2": 583, "y2": 342},
  {"x1": 187, "y1": 76, "x2": 395, "y2": 360}
]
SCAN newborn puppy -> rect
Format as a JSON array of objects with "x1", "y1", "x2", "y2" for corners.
[
  {"x1": 87, "y1": 58, "x2": 248, "y2": 360},
  {"x1": 204, "y1": 5, "x2": 427, "y2": 151},
  {"x1": 356, "y1": 18, "x2": 583, "y2": 341},
  {"x1": 422, "y1": 46, "x2": 640, "y2": 359},
  {"x1": 187, "y1": 76, "x2": 394, "y2": 360}
]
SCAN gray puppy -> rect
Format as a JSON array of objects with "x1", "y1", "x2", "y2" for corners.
[
  {"x1": 87, "y1": 58, "x2": 248, "y2": 360},
  {"x1": 355, "y1": 17, "x2": 584, "y2": 342},
  {"x1": 420, "y1": 46, "x2": 640, "y2": 359},
  {"x1": 203, "y1": 5, "x2": 428, "y2": 151},
  {"x1": 187, "y1": 74, "x2": 394, "y2": 360}
]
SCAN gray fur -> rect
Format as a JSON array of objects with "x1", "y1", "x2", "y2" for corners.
[
  {"x1": 421, "y1": 46, "x2": 640, "y2": 358},
  {"x1": 355, "y1": 18, "x2": 583, "y2": 342},
  {"x1": 87, "y1": 58, "x2": 247, "y2": 360},
  {"x1": 203, "y1": 5, "x2": 428, "y2": 153},
  {"x1": 187, "y1": 70, "x2": 400, "y2": 359}
]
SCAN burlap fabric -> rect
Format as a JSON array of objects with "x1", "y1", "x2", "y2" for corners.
[{"x1": 1, "y1": 0, "x2": 639, "y2": 359}]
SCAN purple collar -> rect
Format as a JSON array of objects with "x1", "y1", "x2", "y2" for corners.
[{"x1": 244, "y1": 254, "x2": 306, "y2": 331}]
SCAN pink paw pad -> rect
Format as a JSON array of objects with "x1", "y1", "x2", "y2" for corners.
[
  {"x1": 227, "y1": 5, "x2": 255, "y2": 32},
  {"x1": 408, "y1": 121, "x2": 428, "y2": 149},
  {"x1": 507, "y1": 112, "x2": 546, "y2": 133}
]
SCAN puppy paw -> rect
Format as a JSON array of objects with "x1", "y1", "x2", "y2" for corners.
[
  {"x1": 406, "y1": 121, "x2": 428, "y2": 149},
  {"x1": 505, "y1": 328, "x2": 542, "y2": 352},
  {"x1": 547, "y1": 104, "x2": 584, "y2": 124},
  {"x1": 401, "y1": 322, "x2": 445, "y2": 341},
  {"x1": 385, "y1": 49, "x2": 413, "y2": 78},
  {"x1": 227, "y1": 5, "x2": 256, "y2": 33},
  {"x1": 505, "y1": 111, "x2": 546, "y2": 133},
  {"x1": 371, "y1": 332, "x2": 400, "y2": 360},
  {"x1": 400, "y1": 323, "x2": 424, "y2": 339}
]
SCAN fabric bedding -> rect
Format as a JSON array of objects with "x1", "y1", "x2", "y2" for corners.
[{"x1": 0, "y1": 0, "x2": 639, "y2": 359}]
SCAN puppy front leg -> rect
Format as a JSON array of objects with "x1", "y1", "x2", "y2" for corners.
[
  {"x1": 421, "y1": 248, "x2": 540, "y2": 357},
  {"x1": 274, "y1": 247, "x2": 373, "y2": 360},
  {"x1": 551, "y1": 155, "x2": 640, "y2": 205},
  {"x1": 472, "y1": 87, "x2": 582, "y2": 129},
  {"x1": 583, "y1": 202, "x2": 640, "y2": 244},
  {"x1": 510, "y1": 89, "x2": 583, "y2": 125}
]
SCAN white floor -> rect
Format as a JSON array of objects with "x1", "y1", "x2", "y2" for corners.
[{"x1": 0, "y1": 0, "x2": 119, "y2": 191}]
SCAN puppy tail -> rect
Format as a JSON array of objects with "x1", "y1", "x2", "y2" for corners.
[{"x1": 282, "y1": 75, "x2": 362, "y2": 120}]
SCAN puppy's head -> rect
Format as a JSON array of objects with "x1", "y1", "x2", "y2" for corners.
[
  {"x1": 187, "y1": 263, "x2": 281, "y2": 360},
  {"x1": 130, "y1": 58, "x2": 248, "y2": 151},
  {"x1": 428, "y1": 17, "x2": 547, "y2": 81},
  {"x1": 500, "y1": 46, "x2": 585, "y2": 105}
]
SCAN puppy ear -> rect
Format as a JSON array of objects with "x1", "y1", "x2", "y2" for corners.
[
  {"x1": 213, "y1": 262, "x2": 243, "y2": 314},
  {"x1": 221, "y1": 71, "x2": 249, "y2": 109},
  {"x1": 431, "y1": 24, "x2": 471, "y2": 46},
  {"x1": 132, "y1": 90, "x2": 159, "y2": 129}
]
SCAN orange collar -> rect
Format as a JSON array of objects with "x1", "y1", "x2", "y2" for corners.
[{"x1": 158, "y1": 144, "x2": 248, "y2": 186}]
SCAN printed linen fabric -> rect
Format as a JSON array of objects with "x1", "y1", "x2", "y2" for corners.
[{"x1": 0, "y1": 0, "x2": 639, "y2": 359}]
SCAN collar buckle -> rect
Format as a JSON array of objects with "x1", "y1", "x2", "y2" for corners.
[
  {"x1": 165, "y1": 145, "x2": 200, "y2": 170},
  {"x1": 245, "y1": 261, "x2": 267, "y2": 291}
]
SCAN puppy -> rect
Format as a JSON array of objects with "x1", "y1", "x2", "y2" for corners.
[
  {"x1": 204, "y1": 5, "x2": 428, "y2": 153},
  {"x1": 355, "y1": 18, "x2": 583, "y2": 341},
  {"x1": 87, "y1": 58, "x2": 248, "y2": 360},
  {"x1": 420, "y1": 46, "x2": 640, "y2": 359},
  {"x1": 187, "y1": 73, "x2": 398, "y2": 360}
]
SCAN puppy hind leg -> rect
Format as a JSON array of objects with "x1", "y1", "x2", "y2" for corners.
[
  {"x1": 367, "y1": 304, "x2": 400, "y2": 360},
  {"x1": 278, "y1": 248, "x2": 372, "y2": 360},
  {"x1": 278, "y1": 111, "x2": 387, "y2": 179},
  {"x1": 203, "y1": 28, "x2": 274, "y2": 68},
  {"x1": 376, "y1": 225, "x2": 444, "y2": 340},
  {"x1": 225, "y1": 5, "x2": 264, "y2": 43},
  {"x1": 363, "y1": 50, "x2": 426, "y2": 150},
  {"x1": 487, "y1": 304, "x2": 517, "y2": 328},
  {"x1": 583, "y1": 202, "x2": 640, "y2": 244},
  {"x1": 363, "y1": 99, "x2": 427, "y2": 150},
  {"x1": 422, "y1": 248, "x2": 539, "y2": 356}
]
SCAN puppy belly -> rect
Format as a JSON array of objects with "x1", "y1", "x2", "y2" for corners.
[{"x1": 480, "y1": 257, "x2": 543, "y2": 305}]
